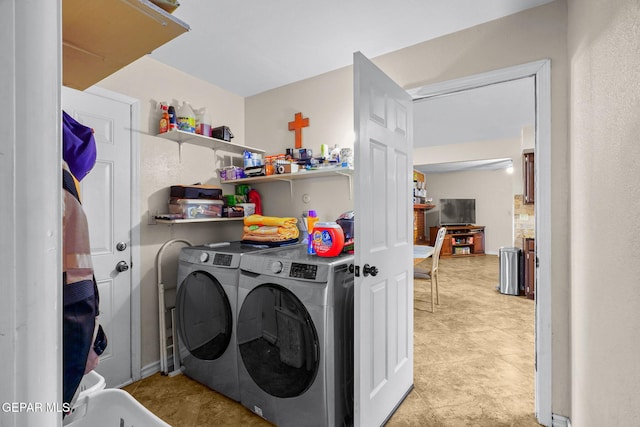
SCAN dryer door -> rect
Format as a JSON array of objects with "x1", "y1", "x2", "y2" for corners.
[
  {"x1": 176, "y1": 271, "x2": 232, "y2": 360},
  {"x1": 238, "y1": 284, "x2": 319, "y2": 398}
]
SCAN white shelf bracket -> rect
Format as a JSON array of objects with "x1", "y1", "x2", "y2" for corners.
[
  {"x1": 336, "y1": 171, "x2": 353, "y2": 200},
  {"x1": 271, "y1": 177, "x2": 294, "y2": 199}
]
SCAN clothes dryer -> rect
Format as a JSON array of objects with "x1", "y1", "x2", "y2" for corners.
[
  {"x1": 237, "y1": 244, "x2": 354, "y2": 427},
  {"x1": 175, "y1": 242, "x2": 270, "y2": 401}
]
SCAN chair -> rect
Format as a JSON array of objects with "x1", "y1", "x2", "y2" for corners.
[{"x1": 415, "y1": 226, "x2": 447, "y2": 312}]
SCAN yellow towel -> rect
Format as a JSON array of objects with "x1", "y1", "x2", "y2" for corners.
[
  {"x1": 242, "y1": 215, "x2": 299, "y2": 241},
  {"x1": 244, "y1": 215, "x2": 297, "y2": 228}
]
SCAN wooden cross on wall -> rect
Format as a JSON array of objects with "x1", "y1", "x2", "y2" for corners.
[{"x1": 288, "y1": 112, "x2": 309, "y2": 149}]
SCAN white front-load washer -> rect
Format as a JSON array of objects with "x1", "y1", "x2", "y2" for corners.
[
  {"x1": 237, "y1": 244, "x2": 354, "y2": 427},
  {"x1": 175, "y1": 242, "x2": 270, "y2": 401}
]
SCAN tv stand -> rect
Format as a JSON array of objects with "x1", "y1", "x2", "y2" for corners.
[{"x1": 430, "y1": 225, "x2": 485, "y2": 257}]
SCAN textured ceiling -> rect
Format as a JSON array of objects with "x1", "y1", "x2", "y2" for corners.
[
  {"x1": 413, "y1": 77, "x2": 535, "y2": 173},
  {"x1": 414, "y1": 77, "x2": 535, "y2": 148},
  {"x1": 150, "y1": 0, "x2": 554, "y2": 97}
]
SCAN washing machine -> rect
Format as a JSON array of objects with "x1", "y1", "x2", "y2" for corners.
[
  {"x1": 175, "y1": 241, "x2": 271, "y2": 401},
  {"x1": 237, "y1": 244, "x2": 355, "y2": 427}
]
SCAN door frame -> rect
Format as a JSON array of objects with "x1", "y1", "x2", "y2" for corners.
[
  {"x1": 407, "y1": 59, "x2": 552, "y2": 426},
  {"x1": 84, "y1": 86, "x2": 142, "y2": 383},
  {"x1": 1, "y1": 2, "x2": 62, "y2": 425}
]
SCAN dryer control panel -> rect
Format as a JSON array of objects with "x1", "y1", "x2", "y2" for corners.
[
  {"x1": 213, "y1": 253, "x2": 233, "y2": 266},
  {"x1": 290, "y1": 263, "x2": 318, "y2": 280}
]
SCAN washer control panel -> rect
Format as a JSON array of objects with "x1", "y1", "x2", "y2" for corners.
[{"x1": 290, "y1": 263, "x2": 318, "y2": 280}]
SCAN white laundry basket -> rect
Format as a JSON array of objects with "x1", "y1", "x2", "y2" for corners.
[
  {"x1": 76, "y1": 370, "x2": 106, "y2": 400},
  {"x1": 64, "y1": 388, "x2": 170, "y2": 427}
]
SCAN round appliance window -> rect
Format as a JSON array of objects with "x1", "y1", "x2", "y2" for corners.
[
  {"x1": 238, "y1": 284, "x2": 319, "y2": 398},
  {"x1": 176, "y1": 271, "x2": 232, "y2": 361}
]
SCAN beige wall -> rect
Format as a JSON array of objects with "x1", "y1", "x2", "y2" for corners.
[
  {"x1": 244, "y1": 67, "x2": 355, "y2": 221},
  {"x1": 246, "y1": 0, "x2": 571, "y2": 417},
  {"x1": 424, "y1": 169, "x2": 514, "y2": 254},
  {"x1": 568, "y1": 0, "x2": 640, "y2": 425},
  {"x1": 96, "y1": 56, "x2": 247, "y2": 368},
  {"x1": 418, "y1": 136, "x2": 524, "y2": 254}
]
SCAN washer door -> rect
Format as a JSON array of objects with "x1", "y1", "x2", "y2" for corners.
[
  {"x1": 238, "y1": 284, "x2": 319, "y2": 398},
  {"x1": 176, "y1": 271, "x2": 232, "y2": 360}
]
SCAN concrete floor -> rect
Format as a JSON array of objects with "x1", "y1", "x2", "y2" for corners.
[{"x1": 123, "y1": 255, "x2": 539, "y2": 426}]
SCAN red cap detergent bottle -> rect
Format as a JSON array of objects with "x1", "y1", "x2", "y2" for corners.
[{"x1": 312, "y1": 222, "x2": 345, "y2": 257}]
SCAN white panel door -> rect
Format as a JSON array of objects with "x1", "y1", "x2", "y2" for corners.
[
  {"x1": 353, "y1": 52, "x2": 414, "y2": 426},
  {"x1": 62, "y1": 87, "x2": 132, "y2": 388}
]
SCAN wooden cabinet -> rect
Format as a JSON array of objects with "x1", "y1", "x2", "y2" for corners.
[
  {"x1": 524, "y1": 151, "x2": 535, "y2": 204},
  {"x1": 523, "y1": 238, "x2": 536, "y2": 299},
  {"x1": 63, "y1": 0, "x2": 189, "y2": 90},
  {"x1": 414, "y1": 204, "x2": 435, "y2": 245},
  {"x1": 430, "y1": 225, "x2": 485, "y2": 257}
]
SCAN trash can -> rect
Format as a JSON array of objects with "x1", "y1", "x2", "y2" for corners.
[{"x1": 498, "y1": 247, "x2": 522, "y2": 295}]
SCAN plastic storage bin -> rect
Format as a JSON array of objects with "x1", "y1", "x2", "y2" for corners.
[
  {"x1": 64, "y1": 389, "x2": 170, "y2": 427},
  {"x1": 169, "y1": 198, "x2": 223, "y2": 218}
]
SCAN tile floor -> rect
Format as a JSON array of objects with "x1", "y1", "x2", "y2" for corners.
[{"x1": 123, "y1": 255, "x2": 540, "y2": 426}]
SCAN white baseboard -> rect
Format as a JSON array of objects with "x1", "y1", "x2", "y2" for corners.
[
  {"x1": 552, "y1": 413, "x2": 572, "y2": 427},
  {"x1": 140, "y1": 357, "x2": 183, "y2": 380},
  {"x1": 141, "y1": 360, "x2": 161, "y2": 379}
]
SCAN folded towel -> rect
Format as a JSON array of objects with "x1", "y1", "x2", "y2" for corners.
[
  {"x1": 244, "y1": 215, "x2": 297, "y2": 228},
  {"x1": 242, "y1": 215, "x2": 299, "y2": 242}
]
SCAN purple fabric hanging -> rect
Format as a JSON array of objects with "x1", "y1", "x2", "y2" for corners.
[{"x1": 63, "y1": 111, "x2": 96, "y2": 181}]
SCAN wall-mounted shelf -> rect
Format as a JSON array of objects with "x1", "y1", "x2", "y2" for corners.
[
  {"x1": 154, "y1": 216, "x2": 244, "y2": 225},
  {"x1": 155, "y1": 130, "x2": 265, "y2": 155},
  {"x1": 223, "y1": 167, "x2": 355, "y2": 199},
  {"x1": 63, "y1": 0, "x2": 190, "y2": 90},
  {"x1": 223, "y1": 167, "x2": 353, "y2": 184}
]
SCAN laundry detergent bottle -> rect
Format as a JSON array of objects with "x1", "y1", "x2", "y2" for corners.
[
  {"x1": 312, "y1": 222, "x2": 345, "y2": 257},
  {"x1": 307, "y1": 210, "x2": 318, "y2": 254},
  {"x1": 176, "y1": 102, "x2": 196, "y2": 133}
]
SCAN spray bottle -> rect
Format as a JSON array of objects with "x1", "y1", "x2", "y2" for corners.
[{"x1": 159, "y1": 103, "x2": 169, "y2": 133}]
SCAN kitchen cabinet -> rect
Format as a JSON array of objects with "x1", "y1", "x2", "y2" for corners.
[
  {"x1": 414, "y1": 204, "x2": 435, "y2": 245},
  {"x1": 63, "y1": 0, "x2": 189, "y2": 90},
  {"x1": 524, "y1": 151, "x2": 535, "y2": 204},
  {"x1": 523, "y1": 237, "x2": 536, "y2": 299}
]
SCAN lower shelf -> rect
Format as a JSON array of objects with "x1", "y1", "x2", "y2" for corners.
[{"x1": 154, "y1": 216, "x2": 244, "y2": 224}]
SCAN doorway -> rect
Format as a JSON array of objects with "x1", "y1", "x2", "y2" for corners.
[{"x1": 407, "y1": 60, "x2": 552, "y2": 426}]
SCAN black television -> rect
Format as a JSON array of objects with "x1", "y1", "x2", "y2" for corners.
[{"x1": 439, "y1": 199, "x2": 476, "y2": 225}]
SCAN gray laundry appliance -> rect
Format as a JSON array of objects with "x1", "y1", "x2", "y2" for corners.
[
  {"x1": 237, "y1": 244, "x2": 354, "y2": 427},
  {"x1": 175, "y1": 242, "x2": 271, "y2": 401}
]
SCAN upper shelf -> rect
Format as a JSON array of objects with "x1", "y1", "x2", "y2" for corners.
[
  {"x1": 63, "y1": 0, "x2": 189, "y2": 90},
  {"x1": 155, "y1": 130, "x2": 266, "y2": 155}
]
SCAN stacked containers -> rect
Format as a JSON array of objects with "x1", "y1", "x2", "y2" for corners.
[{"x1": 168, "y1": 185, "x2": 223, "y2": 219}]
